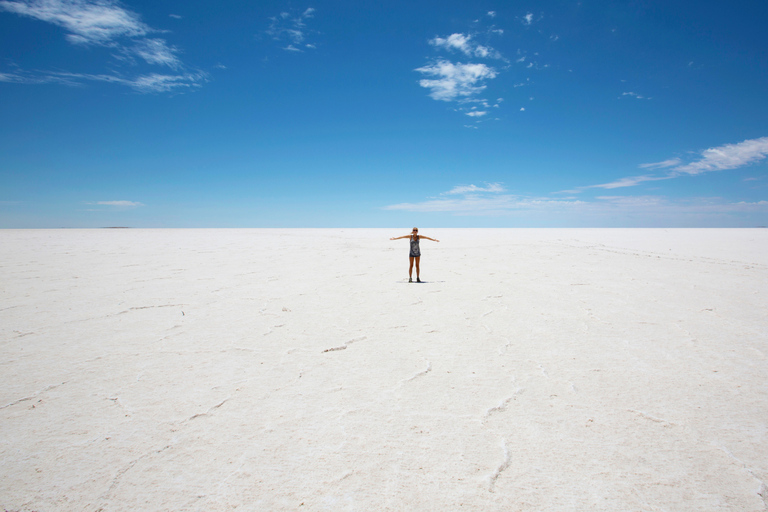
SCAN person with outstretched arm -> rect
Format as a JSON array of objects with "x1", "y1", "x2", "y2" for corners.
[{"x1": 390, "y1": 227, "x2": 439, "y2": 282}]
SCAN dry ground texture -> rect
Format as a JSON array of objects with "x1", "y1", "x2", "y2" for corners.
[{"x1": 1, "y1": 229, "x2": 767, "y2": 511}]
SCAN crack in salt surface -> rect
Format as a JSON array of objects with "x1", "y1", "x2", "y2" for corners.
[
  {"x1": 101, "y1": 443, "x2": 173, "y2": 499},
  {"x1": 1, "y1": 381, "x2": 67, "y2": 410},
  {"x1": 484, "y1": 397, "x2": 513, "y2": 420},
  {"x1": 483, "y1": 389, "x2": 523, "y2": 420},
  {"x1": 628, "y1": 409, "x2": 675, "y2": 427},
  {"x1": 188, "y1": 397, "x2": 231, "y2": 421},
  {"x1": 714, "y1": 442, "x2": 768, "y2": 508},
  {"x1": 488, "y1": 439, "x2": 511, "y2": 492},
  {"x1": 402, "y1": 360, "x2": 432, "y2": 383},
  {"x1": 322, "y1": 336, "x2": 367, "y2": 353},
  {"x1": 129, "y1": 304, "x2": 186, "y2": 310}
]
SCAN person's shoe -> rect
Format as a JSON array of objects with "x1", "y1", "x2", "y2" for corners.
[
  {"x1": 409, "y1": 277, "x2": 413, "y2": 283},
  {"x1": 416, "y1": 278, "x2": 421, "y2": 283}
]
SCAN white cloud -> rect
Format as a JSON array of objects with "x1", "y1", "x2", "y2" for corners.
[
  {"x1": 567, "y1": 137, "x2": 768, "y2": 195},
  {"x1": 446, "y1": 183, "x2": 505, "y2": 194},
  {"x1": 638, "y1": 158, "x2": 682, "y2": 169},
  {"x1": 416, "y1": 60, "x2": 497, "y2": 102},
  {"x1": 47, "y1": 70, "x2": 208, "y2": 92},
  {"x1": 672, "y1": 137, "x2": 768, "y2": 175},
  {"x1": 0, "y1": 0, "x2": 149, "y2": 44},
  {"x1": 384, "y1": 192, "x2": 768, "y2": 222},
  {"x1": 487, "y1": 11, "x2": 496, "y2": 17},
  {"x1": 0, "y1": 71, "x2": 64, "y2": 84},
  {"x1": 126, "y1": 72, "x2": 207, "y2": 93},
  {"x1": 587, "y1": 174, "x2": 673, "y2": 190},
  {"x1": 621, "y1": 91, "x2": 649, "y2": 99},
  {"x1": 522, "y1": 13, "x2": 534, "y2": 25},
  {"x1": 131, "y1": 38, "x2": 181, "y2": 69},
  {"x1": 267, "y1": 7, "x2": 317, "y2": 52},
  {"x1": 429, "y1": 33, "x2": 502, "y2": 60},
  {"x1": 92, "y1": 200, "x2": 144, "y2": 207},
  {"x1": 419, "y1": 20, "x2": 508, "y2": 123},
  {"x1": 0, "y1": 0, "x2": 202, "y2": 92},
  {"x1": 384, "y1": 194, "x2": 587, "y2": 215}
]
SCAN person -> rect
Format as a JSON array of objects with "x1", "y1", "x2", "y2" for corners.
[{"x1": 389, "y1": 227, "x2": 439, "y2": 282}]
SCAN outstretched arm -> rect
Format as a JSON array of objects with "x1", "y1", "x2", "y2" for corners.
[
  {"x1": 389, "y1": 235, "x2": 411, "y2": 240},
  {"x1": 420, "y1": 236, "x2": 440, "y2": 242}
]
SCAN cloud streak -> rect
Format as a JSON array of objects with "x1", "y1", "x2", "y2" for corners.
[
  {"x1": 672, "y1": 137, "x2": 768, "y2": 175},
  {"x1": 384, "y1": 186, "x2": 768, "y2": 223},
  {"x1": 0, "y1": 0, "x2": 149, "y2": 44},
  {"x1": 638, "y1": 158, "x2": 682, "y2": 170},
  {"x1": 566, "y1": 137, "x2": 768, "y2": 194},
  {"x1": 446, "y1": 183, "x2": 505, "y2": 194},
  {"x1": 267, "y1": 7, "x2": 317, "y2": 52},
  {"x1": 95, "y1": 200, "x2": 144, "y2": 207},
  {"x1": 0, "y1": 69, "x2": 208, "y2": 93},
  {"x1": 0, "y1": 0, "x2": 204, "y2": 92}
]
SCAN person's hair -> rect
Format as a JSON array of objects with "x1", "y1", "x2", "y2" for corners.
[{"x1": 412, "y1": 227, "x2": 418, "y2": 231}]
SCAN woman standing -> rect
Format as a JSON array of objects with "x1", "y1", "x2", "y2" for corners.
[{"x1": 390, "y1": 227, "x2": 439, "y2": 282}]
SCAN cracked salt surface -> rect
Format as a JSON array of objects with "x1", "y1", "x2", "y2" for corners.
[{"x1": 1, "y1": 228, "x2": 767, "y2": 511}]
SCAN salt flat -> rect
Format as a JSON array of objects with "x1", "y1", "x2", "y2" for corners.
[{"x1": 1, "y1": 228, "x2": 767, "y2": 511}]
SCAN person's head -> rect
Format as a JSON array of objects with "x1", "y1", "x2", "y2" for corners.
[{"x1": 412, "y1": 227, "x2": 418, "y2": 235}]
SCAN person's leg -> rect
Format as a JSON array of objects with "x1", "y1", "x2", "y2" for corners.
[
  {"x1": 415, "y1": 256, "x2": 420, "y2": 279},
  {"x1": 409, "y1": 257, "x2": 414, "y2": 279}
]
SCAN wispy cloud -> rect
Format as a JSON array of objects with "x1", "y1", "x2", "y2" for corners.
[
  {"x1": 583, "y1": 174, "x2": 673, "y2": 190},
  {"x1": 267, "y1": 7, "x2": 317, "y2": 52},
  {"x1": 673, "y1": 137, "x2": 768, "y2": 175},
  {"x1": 446, "y1": 183, "x2": 505, "y2": 194},
  {"x1": 429, "y1": 33, "x2": 503, "y2": 60},
  {"x1": 384, "y1": 194, "x2": 587, "y2": 215},
  {"x1": 97, "y1": 200, "x2": 143, "y2": 207},
  {"x1": 85, "y1": 200, "x2": 144, "y2": 208},
  {"x1": 521, "y1": 12, "x2": 534, "y2": 25},
  {"x1": 0, "y1": 0, "x2": 205, "y2": 92},
  {"x1": 0, "y1": 0, "x2": 149, "y2": 44},
  {"x1": 416, "y1": 60, "x2": 497, "y2": 102},
  {"x1": 0, "y1": 69, "x2": 208, "y2": 92},
  {"x1": 386, "y1": 182, "x2": 529, "y2": 214},
  {"x1": 620, "y1": 91, "x2": 650, "y2": 99},
  {"x1": 130, "y1": 38, "x2": 182, "y2": 69},
  {"x1": 565, "y1": 137, "x2": 768, "y2": 194},
  {"x1": 638, "y1": 158, "x2": 682, "y2": 169},
  {"x1": 384, "y1": 188, "x2": 768, "y2": 224}
]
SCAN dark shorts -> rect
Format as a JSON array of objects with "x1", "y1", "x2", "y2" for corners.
[{"x1": 409, "y1": 249, "x2": 421, "y2": 257}]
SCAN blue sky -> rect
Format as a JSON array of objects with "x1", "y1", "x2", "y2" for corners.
[{"x1": 1, "y1": 0, "x2": 767, "y2": 227}]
